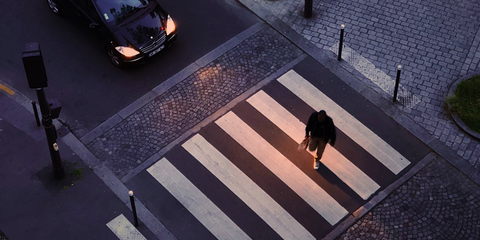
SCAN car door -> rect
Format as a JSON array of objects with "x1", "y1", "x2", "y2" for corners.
[{"x1": 68, "y1": 0, "x2": 110, "y2": 47}]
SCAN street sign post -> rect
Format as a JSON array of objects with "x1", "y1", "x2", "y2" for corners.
[{"x1": 22, "y1": 42, "x2": 64, "y2": 180}]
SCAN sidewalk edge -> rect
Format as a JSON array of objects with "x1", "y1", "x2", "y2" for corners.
[
  {"x1": 322, "y1": 152, "x2": 436, "y2": 240},
  {"x1": 0, "y1": 81, "x2": 176, "y2": 240}
]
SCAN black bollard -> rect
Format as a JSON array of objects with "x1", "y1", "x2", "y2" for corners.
[
  {"x1": 32, "y1": 101, "x2": 41, "y2": 127},
  {"x1": 129, "y1": 191, "x2": 139, "y2": 227},
  {"x1": 338, "y1": 24, "x2": 345, "y2": 61},
  {"x1": 304, "y1": 0, "x2": 312, "y2": 18},
  {"x1": 393, "y1": 65, "x2": 402, "y2": 102}
]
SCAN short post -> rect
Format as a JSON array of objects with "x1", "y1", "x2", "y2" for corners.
[
  {"x1": 338, "y1": 24, "x2": 345, "y2": 61},
  {"x1": 129, "y1": 190, "x2": 139, "y2": 227},
  {"x1": 32, "y1": 101, "x2": 41, "y2": 127},
  {"x1": 393, "y1": 65, "x2": 402, "y2": 102},
  {"x1": 304, "y1": 0, "x2": 312, "y2": 18}
]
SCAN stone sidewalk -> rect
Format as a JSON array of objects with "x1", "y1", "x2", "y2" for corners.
[{"x1": 337, "y1": 156, "x2": 480, "y2": 239}]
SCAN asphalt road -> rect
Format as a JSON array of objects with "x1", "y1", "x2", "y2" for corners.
[{"x1": 0, "y1": 0, "x2": 259, "y2": 137}]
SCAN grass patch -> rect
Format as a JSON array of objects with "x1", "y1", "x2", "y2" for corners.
[
  {"x1": 70, "y1": 167, "x2": 83, "y2": 177},
  {"x1": 62, "y1": 162, "x2": 84, "y2": 191},
  {"x1": 446, "y1": 75, "x2": 480, "y2": 133}
]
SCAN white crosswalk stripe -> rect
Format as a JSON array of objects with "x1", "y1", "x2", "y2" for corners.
[
  {"x1": 106, "y1": 214, "x2": 146, "y2": 240},
  {"x1": 247, "y1": 90, "x2": 380, "y2": 200},
  {"x1": 183, "y1": 134, "x2": 315, "y2": 240},
  {"x1": 147, "y1": 158, "x2": 251, "y2": 240},
  {"x1": 216, "y1": 112, "x2": 349, "y2": 225},
  {"x1": 277, "y1": 70, "x2": 410, "y2": 174}
]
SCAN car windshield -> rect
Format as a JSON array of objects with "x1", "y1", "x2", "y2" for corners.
[{"x1": 94, "y1": 0, "x2": 153, "y2": 24}]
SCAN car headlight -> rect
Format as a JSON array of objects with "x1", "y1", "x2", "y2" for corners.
[
  {"x1": 115, "y1": 46, "x2": 139, "y2": 57},
  {"x1": 166, "y1": 15, "x2": 175, "y2": 35}
]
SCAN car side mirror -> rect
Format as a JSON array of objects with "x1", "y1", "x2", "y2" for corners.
[{"x1": 89, "y1": 22, "x2": 99, "y2": 29}]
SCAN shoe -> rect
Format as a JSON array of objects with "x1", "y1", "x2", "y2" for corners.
[{"x1": 314, "y1": 159, "x2": 319, "y2": 170}]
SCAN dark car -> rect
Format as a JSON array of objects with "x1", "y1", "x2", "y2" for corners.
[{"x1": 47, "y1": 0, "x2": 177, "y2": 68}]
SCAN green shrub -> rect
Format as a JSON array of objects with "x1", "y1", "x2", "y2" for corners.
[{"x1": 447, "y1": 75, "x2": 480, "y2": 133}]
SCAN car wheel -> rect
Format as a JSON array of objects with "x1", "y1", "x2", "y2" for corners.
[
  {"x1": 47, "y1": 0, "x2": 62, "y2": 15},
  {"x1": 107, "y1": 48, "x2": 124, "y2": 68}
]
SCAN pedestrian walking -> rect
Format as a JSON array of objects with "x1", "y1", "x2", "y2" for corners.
[{"x1": 305, "y1": 110, "x2": 336, "y2": 169}]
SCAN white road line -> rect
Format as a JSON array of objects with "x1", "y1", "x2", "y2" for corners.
[
  {"x1": 247, "y1": 91, "x2": 380, "y2": 200},
  {"x1": 147, "y1": 158, "x2": 250, "y2": 240},
  {"x1": 216, "y1": 112, "x2": 348, "y2": 225},
  {"x1": 183, "y1": 134, "x2": 315, "y2": 240},
  {"x1": 278, "y1": 70, "x2": 410, "y2": 175},
  {"x1": 106, "y1": 214, "x2": 146, "y2": 240}
]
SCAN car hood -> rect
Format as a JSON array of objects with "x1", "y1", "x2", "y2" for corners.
[{"x1": 113, "y1": 7, "x2": 165, "y2": 49}]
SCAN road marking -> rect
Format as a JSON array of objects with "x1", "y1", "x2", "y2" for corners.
[
  {"x1": 329, "y1": 42, "x2": 420, "y2": 108},
  {"x1": 278, "y1": 70, "x2": 410, "y2": 175},
  {"x1": 183, "y1": 134, "x2": 315, "y2": 240},
  {"x1": 147, "y1": 158, "x2": 250, "y2": 240},
  {"x1": 106, "y1": 214, "x2": 146, "y2": 240},
  {"x1": 247, "y1": 91, "x2": 380, "y2": 200},
  {"x1": 0, "y1": 84, "x2": 15, "y2": 96},
  {"x1": 216, "y1": 112, "x2": 348, "y2": 225}
]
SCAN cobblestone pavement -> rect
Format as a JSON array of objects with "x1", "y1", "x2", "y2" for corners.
[
  {"x1": 337, "y1": 156, "x2": 480, "y2": 240},
  {"x1": 250, "y1": 0, "x2": 480, "y2": 169},
  {"x1": 85, "y1": 27, "x2": 304, "y2": 178}
]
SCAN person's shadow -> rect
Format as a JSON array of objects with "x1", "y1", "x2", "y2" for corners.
[{"x1": 315, "y1": 159, "x2": 343, "y2": 185}]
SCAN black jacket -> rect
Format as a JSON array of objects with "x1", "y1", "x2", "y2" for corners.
[{"x1": 305, "y1": 111, "x2": 336, "y2": 146}]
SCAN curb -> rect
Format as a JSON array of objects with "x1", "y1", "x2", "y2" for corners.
[
  {"x1": 446, "y1": 71, "x2": 480, "y2": 141},
  {"x1": 322, "y1": 152, "x2": 436, "y2": 240},
  {"x1": 0, "y1": 80, "x2": 176, "y2": 240}
]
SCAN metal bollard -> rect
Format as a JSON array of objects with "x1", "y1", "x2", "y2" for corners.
[
  {"x1": 304, "y1": 0, "x2": 312, "y2": 18},
  {"x1": 393, "y1": 65, "x2": 402, "y2": 102},
  {"x1": 338, "y1": 24, "x2": 345, "y2": 61},
  {"x1": 32, "y1": 101, "x2": 41, "y2": 127},
  {"x1": 129, "y1": 190, "x2": 139, "y2": 227}
]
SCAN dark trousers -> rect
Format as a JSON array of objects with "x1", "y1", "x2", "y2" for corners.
[{"x1": 308, "y1": 136, "x2": 327, "y2": 159}]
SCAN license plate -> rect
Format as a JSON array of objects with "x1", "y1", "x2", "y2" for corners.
[{"x1": 148, "y1": 45, "x2": 164, "y2": 57}]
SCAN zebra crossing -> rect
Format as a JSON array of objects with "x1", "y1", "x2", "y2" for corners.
[{"x1": 145, "y1": 70, "x2": 414, "y2": 239}]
